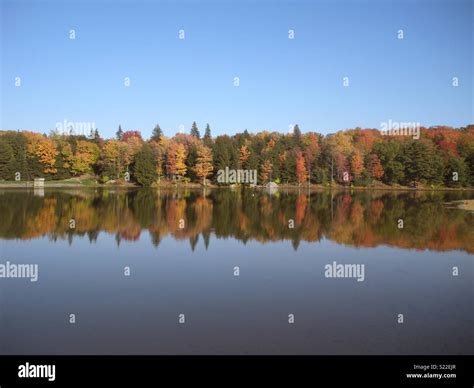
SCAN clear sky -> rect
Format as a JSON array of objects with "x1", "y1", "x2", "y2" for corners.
[{"x1": 1, "y1": 0, "x2": 472, "y2": 139}]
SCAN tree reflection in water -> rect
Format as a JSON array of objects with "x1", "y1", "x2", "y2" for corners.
[{"x1": 0, "y1": 188, "x2": 472, "y2": 253}]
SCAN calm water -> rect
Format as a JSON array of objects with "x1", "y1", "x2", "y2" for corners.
[{"x1": 0, "y1": 188, "x2": 473, "y2": 355}]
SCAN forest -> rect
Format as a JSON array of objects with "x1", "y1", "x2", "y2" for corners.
[{"x1": 0, "y1": 123, "x2": 473, "y2": 187}]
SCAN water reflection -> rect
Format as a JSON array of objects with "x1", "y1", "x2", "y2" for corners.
[{"x1": 0, "y1": 188, "x2": 472, "y2": 253}]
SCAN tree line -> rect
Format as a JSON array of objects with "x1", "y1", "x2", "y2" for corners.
[{"x1": 0, "y1": 122, "x2": 473, "y2": 187}]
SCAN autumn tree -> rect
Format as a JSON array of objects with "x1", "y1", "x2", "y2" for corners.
[
  {"x1": 36, "y1": 138, "x2": 58, "y2": 174},
  {"x1": 166, "y1": 142, "x2": 187, "y2": 180},
  {"x1": 259, "y1": 159, "x2": 273, "y2": 184},
  {"x1": 239, "y1": 144, "x2": 251, "y2": 169},
  {"x1": 295, "y1": 151, "x2": 308, "y2": 185},
  {"x1": 366, "y1": 154, "x2": 384, "y2": 180},
  {"x1": 193, "y1": 144, "x2": 213, "y2": 185},
  {"x1": 175, "y1": 143, "x2": 187, "y2": 179},
  {"x1": 102, "y1": 139, "x2": 129, "y2": 180},
  {"x1": 166, "y1": 142, "x2": 178, "y2": 178},
  {"x1": 350, "y1": 150, "x2": 364, "y2": 180},
  {"x1": 123, "y1": 135, "x2": 144, "y2": 171},
  {"x1": 325, "y1": 131, "x2": 354, "y2": 183},
  {"x1": 149, "y1": 140, "x2": 165, "y2": 180},
  {"x1": 122, "y1": 130, "x2": 143, "y2": 142},
  {"x1": 69, "y1": 140, "x2": 100, "y2": 175},
  {"x1": 24, "y1": 132, "x2": 58, "y2": 175}
]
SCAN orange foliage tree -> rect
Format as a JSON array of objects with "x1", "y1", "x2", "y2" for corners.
[
  {"x1": 193, "y1": 144, "x2": 213, "y2": 185},
  {"x1": 295, "y1": 151, "x2": 308, "y2": 185},
  {"x1": 350, "y1": 150, "x2": 364, "y2": 179},
  {"x1": 259, "y1": 159, "x2": 273, "y2": 184},
  {"x1": 25, "y1": 132, "x2": 58, "y2": 174}
]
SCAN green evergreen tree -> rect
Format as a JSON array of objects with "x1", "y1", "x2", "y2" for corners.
[
  {"x1": 293, "y1": 125, "x2": 302, "y2": 148},
  {"x1": 116, "y1": 125, "x2": 124, "y2": 141},
  {"x1": 132, "y1": 144, "x2": 158, "y2": 186},
  {"x1": 385, "y1": 160, "x2": 405, "y2": 184},
  {"x1": 374, "y1": 140, "x2": 405, "y2": 185},
  {"x1": 281, "y1": 150, "x2": 296, "y2": 183},
  {"x1": 185, "y1": 144, "x2": 198, "y2": 181},
  {"x1": 247, "y1": 148, "x2": 259, "y2": 173},
  {"x1": 457, "y1": 128, "x2": 474, "y2": 186},
  {"x1": 2, "y1": 132, "x2": 28, "y2": 180},
  {"x1": 213, "y1": 136, "x2": 231, "y2": 182},
  {"x1": 151, "y1": 124, "x2": 163, "y2": 142},
  {"x1": 401, "y1": 141, "x2": 436, "y2": 185},
  {"x1": 0, "y1": 139, "x2": 14, "y2": 179},
  {"x1": 445, "y1": 156, "x2": 468, "y2": 187},
  {"x1": 53, "y1": 153, "x2": 72, "y2": 180},
  {"x1": 190, "y1": 121, "x2": 200, "y2": 138},
  {"x1": 203, "y1": 124, "x2": 212, "y2": 145}
]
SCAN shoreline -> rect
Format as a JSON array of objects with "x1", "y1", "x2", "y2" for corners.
[{"x1": 1, "y1": 181, "x2": 474, "y2": 191}]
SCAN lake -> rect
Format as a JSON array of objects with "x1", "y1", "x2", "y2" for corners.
[{"x1": 0, "y1": 188, "x2": 472, "y2": 354}]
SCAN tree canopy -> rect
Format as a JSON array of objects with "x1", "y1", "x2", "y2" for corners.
[{"x1": 1, "y1": 124, "x2": 472, "y2": 187}]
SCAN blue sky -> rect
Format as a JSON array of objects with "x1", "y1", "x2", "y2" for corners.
[{"x1": 1, "y1": 0, "x2": 472, "y2": 139}]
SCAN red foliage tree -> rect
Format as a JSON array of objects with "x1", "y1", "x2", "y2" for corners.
[
  {"x1": 121, "y1": 130, "x2": 143, "y2": 142},
  {"x1": 367, "y1": 154, "x2": 384, "y2": 180}
]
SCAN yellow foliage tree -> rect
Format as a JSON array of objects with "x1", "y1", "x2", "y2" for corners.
[
  {"x1": 70, "y1": 140, "x2": 100, "y2": 175},
  {"x1": 239, "y1": 145, "x2": 250, "y2": 168},
  {"x1": 175, "y1": 143, "x2": 187, "y2": 179},
  {"x1": 25, "y1": 132, "x2": 58, "y2": 174},
  {"x1": 350, "y1": 150, "x2": 364, "y2": 179},
  {"x1": 35, "y1": 138, "x2": 58, "y2": 174},
  {"x1": 193, "y1": 144, "x2": 213, "y2": 185},
  {"x1": 259, "y1": 159, "x2": 273, "y2": 184}
]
